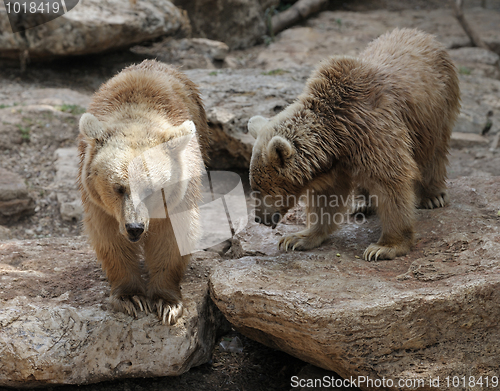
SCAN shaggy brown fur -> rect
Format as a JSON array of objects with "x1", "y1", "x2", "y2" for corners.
[
  {"x1": 78, "y1": 60, "x2": 209, "y2": 324},
  {"x1": 248, "y1": 28, "x2": 460, "y2": 261}
]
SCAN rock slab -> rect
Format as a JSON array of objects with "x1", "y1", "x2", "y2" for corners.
[
  {"x1": 0, "y1": 237, "x2": 228, "y2": 387},
  {"x1": 210, "y1": 177, "x2": 500, "y2": 390}
]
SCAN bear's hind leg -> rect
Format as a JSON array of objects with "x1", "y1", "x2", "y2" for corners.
[
  {"x1": 279, "y1": 170, "x2": 352, "y2": 251},
  {"x1": 363, "y1": 181, "x2": 416, "y2": 261},
  {"x1": 417, "y1": 148, "x2": 449, "y2": 209},
  {"x1": 144, "y1": 219, "x2": 190, "y2": 325}
]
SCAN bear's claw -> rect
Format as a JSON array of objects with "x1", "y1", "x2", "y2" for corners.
[
  {"x1": 155, "y1": 299, "x2": 183, "y2": 325},
  {"x1": 111, "y1": 294, "x2": 150, "y2": 318},
  {"x1": 419, "y1": 192, "x2": 448, "y2": 209},
  {"x1": 363, "y1": 242, "x2": 410, "y2": 261},
  {"x1": 279, "y1": 230, "x2": 328, "y2": 251}
]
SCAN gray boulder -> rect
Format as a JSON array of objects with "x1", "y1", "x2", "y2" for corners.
[{"x1": 0, "y1": 0, "x2": 190, "y2": 60}]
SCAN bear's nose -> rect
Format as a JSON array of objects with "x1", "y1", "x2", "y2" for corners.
[{"x1": 126, "y1": 223, "x2": 144, "y2": 242}]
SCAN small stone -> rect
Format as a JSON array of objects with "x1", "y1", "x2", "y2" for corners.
[
  {"x1": 190, "y1": 38, "x2": 229, "y2": 61},
  {"x1": 0, "y1": 198, "x2": 36, "y2": 223},
  {"x1": 0, "y1": 225, "x2": 11, "y2": 240},
  {"x1": 0, "y1": 168, "x2": 35, "y2": 223},
  {"x1": 54, "y1": 148, "x2": 79, "y2": 189},
  {"x1": 0, "y1": 168, "x2": 28, "y2": 201},
  {"x1": 207, "y1": 240, "x2": 232, "y2": 256},
  {"x1": 60, "y1": 200, "x2": 83, "y2": 222},
  {"x1": 490, "y1": 132, "x2": 500, "y2": 152},
  {"x1": 224, "y1": 56, "x2": 240, "y2": 69}
]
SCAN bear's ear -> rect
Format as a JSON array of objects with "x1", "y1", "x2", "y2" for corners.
[
  {"x1": 248, "y1": 115, "x2": 269, "y2": 139},
  {"x1": 167, "y1": 120, "x2": 196, "y2": 150},
  {"x1": 267, "y1": 135, "x2": 294, "y2": 167},
  {"x1": 79, "y1": 113, "x2": 105, "y2": 141}
]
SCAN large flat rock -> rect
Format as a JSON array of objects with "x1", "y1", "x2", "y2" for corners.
[
  {"x1": 0, "y1": 237, "x2": 228, "y2": 387},
  {"x1": 210, "y1": 177, "x2": 500, "y2": 390}
]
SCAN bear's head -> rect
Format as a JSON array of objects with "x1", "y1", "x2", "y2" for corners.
[
  {"x1": 248, "y1": 114, "x2": 306, "y2": 228},
  {"x1": 79, "y1": 113, "x2": 199, "y2": 243}
]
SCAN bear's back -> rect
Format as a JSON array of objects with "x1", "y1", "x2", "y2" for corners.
[
  {"x1": 302, "y1": 28, "x2": 459, "y2": 167},
  {"x1": 359, "y1": 28, "x2": 460, "y2": 162},
  {"x1": 359, "y1": 28, "x2": 459, "y2": 108}
]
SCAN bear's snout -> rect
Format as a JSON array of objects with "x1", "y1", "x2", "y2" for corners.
[{"x1": 126, "y1": 223, "x2": 145, "y2": 242}]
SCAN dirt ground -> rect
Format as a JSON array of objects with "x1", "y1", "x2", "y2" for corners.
[{"x1": 1, "y1": 0, "x2": 499, "y2": 390}]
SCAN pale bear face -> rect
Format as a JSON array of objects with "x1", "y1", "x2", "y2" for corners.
[
  {"x1": 79, "y1": 113, "x2": 196, "y2": 242},
  {"x1": 248, "y1": 115, "x2": 300, "y2": 228}
]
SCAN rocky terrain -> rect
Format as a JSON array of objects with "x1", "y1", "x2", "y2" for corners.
[{"x1": 1, "y1": 0, "x2": 500, "y2": 390}]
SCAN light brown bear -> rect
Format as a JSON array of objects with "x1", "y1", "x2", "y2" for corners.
[
  {"x1": 78, "y1": 60, "x2": 210, "y2": 325},
  {"x1": 248, "y1": 28, "x2": 460, "y2": 261}
]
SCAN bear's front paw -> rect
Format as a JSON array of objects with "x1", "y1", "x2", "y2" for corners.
[
  {"x1": 279, "y1": 230, "x2": 327, "y2": 251},
  {"x1": 155, "y1": 299, "x2": 183, "y2": 325},
  {"x1": 363, "y1": 242, "x2": 410, "y2": 261},
  {"x1": 110, "y1": 294, "x2": 152, "y2": 318},
  {"x1": 419, "y1": 192, "x2": 448, "y2": 209}
]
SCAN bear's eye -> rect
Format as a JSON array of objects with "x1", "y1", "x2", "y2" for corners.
[{"x1": 115, "y1": 185, "x2": 126, "y2": 195}]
